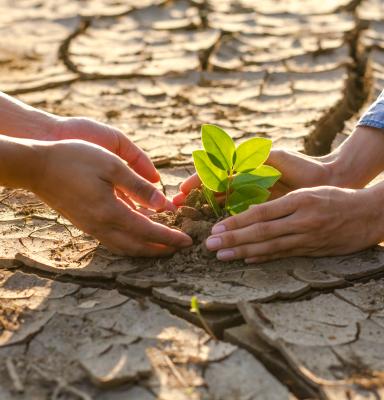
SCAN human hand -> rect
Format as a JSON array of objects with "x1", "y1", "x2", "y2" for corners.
[
  {"x1": 54, "y1": 116, "x2": 160, "y2": 183},
  {"x1": 204, "y1": 185, "x2": 384, "y2": 263},
  {"x1": 31, "y1": 140, "x2": 192, "y2": 256},
  {"x1": 173, "y1": 149, "x2": 332, "y2": 206}
]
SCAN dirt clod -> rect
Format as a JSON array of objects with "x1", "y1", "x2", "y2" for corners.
[
  {"x1": 184, "y1": 188, "x2": 206, "y2": 209},
  {"x1": 149, "y1": 210, "x2": 177, "y2": 227},
  {"x1": 181, "y1": 218, "x2": 213, "y2": 242},
  {"x1": 176, "y1": 206, "x2": 203, "y2": 221}
]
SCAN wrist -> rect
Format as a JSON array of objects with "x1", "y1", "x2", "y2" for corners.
[
  {"x1": 0, "y1": 136, "x2": 49, "y2": 192},
  {"x1": 325, "y1": 152, "x2": 351, "y2": 188},
  {"x1": 22, "y1": 109, "x2": 60, "y2": 141},
  {"x1": 360, "y1": 183, "x2": 384, "y2": 243},
  {"x1": 0, "y1": 92, "x2": 59, "y2": 140},
  {"x1": 326, "y1": 126, "x2": 384, "y2": 188}
]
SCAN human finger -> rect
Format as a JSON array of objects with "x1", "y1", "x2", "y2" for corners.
[
  {"x1": 180, "y1": 173, "x2": 201, "y2": 194},
  {"x1": 111, "y1": 200, "x2": 192, "y2": 248},
  {"x1": 118, "y1": 133, "x2": 160, "y2": 183},
  {"x1": 173, "y1": 191, "x2": 186, "y2": 206},
  {"x1": 113, "y1": 162, "x2": 173, "y2": 211},
  {"x1": 206, "y1": 217, "x2": 296, "y2": 250},
  {"x1": 215, "y1": 234, "x2": 304, "y2": 261},
  {"x1": 211, "y1": 194, "x2": 298, "y2": 234},
  {"x1": 136, "y1": 206, "x2": 155, "y2": 216},
  {"x1": 101, "y1": 229, "x2": 177, "y2": 257},
  {"x1": 116, "y1": 189, "x2": 136, "y2": 209}
]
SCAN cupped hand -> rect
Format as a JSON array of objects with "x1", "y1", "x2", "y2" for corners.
[
  {"x1": 204, "y1": 185, "x2": 384, "y2": 263},
  {"x1": 54, "y1": 116, "x2": 159, "y2": 183},
  {"x1": 173, "y1": 149, "x2": 332, "y2": 206},
  {"x1": 32, "y1": 140, "x2": 192, "y2": 256}
]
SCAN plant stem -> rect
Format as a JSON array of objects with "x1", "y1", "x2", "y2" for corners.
[
  {"x1": 196, "y1": 309, "x2": 217, "y2": 340},
  {"x1": 191, "y1": 296, "x2": 217, "y2": 340},
  {"x1": 224, "y1": 170, "x2": 233, "y2": 215}
]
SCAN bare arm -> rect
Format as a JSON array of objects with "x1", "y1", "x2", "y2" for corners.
[
  {"x1": 0, "y1": 92, "x2": 56, "y2": 140},
  {"x1": 0, "y1": 134, "x2": 43, "y2": 189},
  {"x1": 325, "y1": 126, "x2": 384, "y2": 188}
]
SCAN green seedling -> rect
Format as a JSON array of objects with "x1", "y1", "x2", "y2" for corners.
[
  {"x1": 192, "y1": 124, "x2": 281, "y2": 216},
  {"x1": 190, "y1": 296, "x2": 217, "y2": 340}
]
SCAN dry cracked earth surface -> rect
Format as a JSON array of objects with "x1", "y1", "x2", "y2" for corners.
[{"x1": 1, "y1": 0, "x2": 384, "y2": 399}]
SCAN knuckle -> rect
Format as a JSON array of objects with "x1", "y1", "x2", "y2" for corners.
[
  {"x1": 252, "y1": 222, "x2": 271, "y2": 239},
  {"x1": 106, "y1": 158, "x2": 123, "y2": 178},
  {"x1": 254, "y1": 205, "x2": 269, "y2": 221},
  {"x1": 222, "y1": 230, "x2": 236, "y2": 246},
  {"x1": 293, "y1": 191, "x2": 308, "y2": 205},
  {"x1": 225, "y1": 216, "x2": 239, "y2": 230},
  {"x1": 238, "y1": 245, "x2": 252, "y2": 258},
  {"x1": 261, "y1": 242, "x2": 275, "y2": 255},
  {"x1": 293, "y1": 190, "x2": 313, "y2": 205},
  {"x1": 132, "y1": 177, "x2": 151, "y2": 199}
]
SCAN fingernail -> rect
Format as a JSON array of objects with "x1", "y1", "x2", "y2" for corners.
[
  {"x1": 150, "y1": 190, "x2": 167, "y2": 210},
  {"x1": 212, "y1": 224, "x2": 226, "y2": 234},
  {"x1": 206, "y1": 236, "x2": 222, "y2": 250},
  {"x1": 217, "y1": 249, "x2": 235, "y2": 261}
]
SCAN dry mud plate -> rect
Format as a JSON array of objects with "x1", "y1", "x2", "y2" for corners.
[{"x1": 1, "y1": 0, "x2": 384, "y2": 399}]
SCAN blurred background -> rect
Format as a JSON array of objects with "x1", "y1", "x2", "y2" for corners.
[{"x1": 0, "y1": 0, "x2": 383, "y2": 165}]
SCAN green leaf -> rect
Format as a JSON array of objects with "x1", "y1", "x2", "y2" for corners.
[
  {"x1": 193, "y1": 150, "x2": 228, "y2": 192},
  {"x1": 231, "y1": 165, "x2": 281, "y2": 190},
  {"x1": 190, "y1": 296, "x2": 199, "y2": 313},
  {"x1": 227, "y1": 185, "x2": 270, "y2": 215},
  {"x1": 202, "y1": 124, "x2": 235, "y2": 172},
  {"x1": 234, "y1": 138, "x2": 272, "y2": 173},
  {"x1": 202, "y1": 186, "x2": 221, "y2": 218}
]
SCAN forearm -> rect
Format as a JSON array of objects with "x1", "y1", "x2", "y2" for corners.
[
  {"x1": 363, "y1": 179, "x2": 384, "y2": 242},
  {"x1": 0, "y1": 134, "x2": 45, "y2": 190},
  {"x1": 0, "y1": 92, "x2": 57, "y2": 140},
  {"x1": 325, "y1": 125, "x2": 384, "y2": 188}
]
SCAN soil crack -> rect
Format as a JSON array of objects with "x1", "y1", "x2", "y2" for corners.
[{"x1": 304, "y1": 14, "x2": 371, "y2": 155}]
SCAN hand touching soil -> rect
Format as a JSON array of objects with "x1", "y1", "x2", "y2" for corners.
[
  {"x1": 29, "y1": 140, "x2": 192, "y2": 256},
  {"x1": 175, "y1": 126, "x2": 384, "y2": 262},
  {"x1": 206, "y1": 185, "x2": 384, "y2": 263},
  {"x1": 0, "y1": 92, "x2": 192, "y2": 256}
]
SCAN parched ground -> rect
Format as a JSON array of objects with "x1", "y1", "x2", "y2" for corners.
[{"x1": 1, "y1": 0, "x2": 384, "y2": 399}]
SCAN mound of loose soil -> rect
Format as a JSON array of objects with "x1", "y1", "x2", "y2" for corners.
[{"x1": 148, "y1": 188, "x2": 242, "y2": 276}]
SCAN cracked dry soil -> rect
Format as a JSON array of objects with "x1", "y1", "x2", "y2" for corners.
[{"x1": 1, "y1": 0, "x2": 384, "y2": 399}]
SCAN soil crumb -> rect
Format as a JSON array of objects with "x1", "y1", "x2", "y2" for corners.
[{"x1": 0, "y1": 304, "x2": 23, "y2": 332}]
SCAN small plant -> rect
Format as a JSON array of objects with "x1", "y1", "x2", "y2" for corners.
[
  {"x1": 192, "y1": 124, "x2": 281, "y2": 216},
  {"x1": 190, "y1": 296, "x2": 217, "y2": 340}
]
